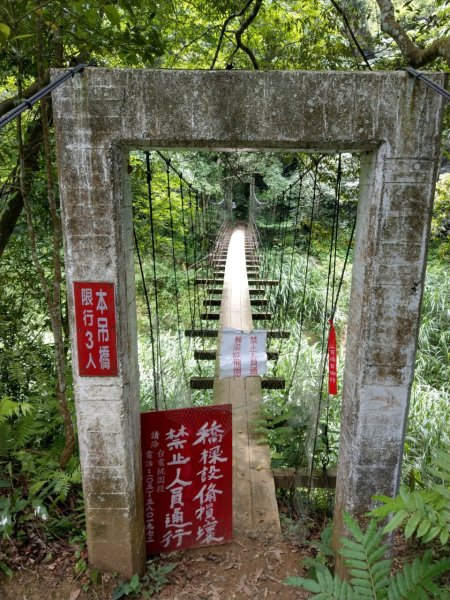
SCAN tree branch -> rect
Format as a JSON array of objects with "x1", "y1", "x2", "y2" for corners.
[
  {"x1": 375, "y1": 0, "x2": 450, "y2": 67},
  {"x1": 210, "y1": 0, "x2": 256, "y2": 69},
  {"x1": 35, "y1": 8, "x2": 75, "y2": 469},
  {"x1": 171, "y1": 25, "x2": 219, "y2": 67},
  {"x1": 329, "y1": 0, "x2": 372, "y2": 70},
  {"x1": 0, "y1": 118, "x2": 43, "y2": 256},
  {"x1": 234, "y1": 0, "x2": 263, "y2": 69}
]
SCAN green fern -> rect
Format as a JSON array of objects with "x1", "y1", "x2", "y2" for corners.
[
  {"x1": 388, "y1": 551, "x2": 449, "y2": 600},
  {"x1": 286, "y1": 567, "x2": 356, "y2": 599},
  {"x1": 341, "y1": 514, "x2": 391, "y2": 599},
  {"x1": 369, "y1": 450, "x2": 450, "y2": 546},
  {"x1": 285, "y1": 513, "x2": 450, "y2": 600},
  {"x1": 0, "y1": 396, "x2": 33, "y2": 420}
]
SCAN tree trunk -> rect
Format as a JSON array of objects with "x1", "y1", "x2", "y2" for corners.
[
  {"x1": 16, "y1": 10, "x2": 76, "y2": 469},
  {"x1": 0, "y1": 119, "x2": 43, "y2": 256}
]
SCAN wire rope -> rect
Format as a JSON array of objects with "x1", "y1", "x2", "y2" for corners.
[
  {"x1": 166, "y1": 160, "x2": 190, "y2": 395},
  {"x1": 133, "y1": 227, "x2": 159, "y2": 410},
  {"x1": 145, "y1": 151, "x2": 166, "y2": 408},
  {"x1": 307, "y1": 154, "x2": 343, "y2": 495},
  {"x1": 285, "y1": 161, "x2": 320, "y2": 398}
]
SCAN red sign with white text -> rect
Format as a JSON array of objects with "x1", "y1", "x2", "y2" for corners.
[
  {"x1": 73, "y1": 282, "x2": 118, "y2": 377},
  {"x1": 328, "y1": 319, "x2": 337, "y2": 395},
  {"x1": 141, "y1": 405, "x2": 232, "y2": 555}
]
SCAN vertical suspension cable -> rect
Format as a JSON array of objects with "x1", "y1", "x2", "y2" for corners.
[
  {"x1": 331, "y1": 154, "x2": 342, "y2": 309},
  {"x1": 166, "y1": 159, "x2": 190, "y2": 394},
  {"x1": 285, "y1": 161, "x2": 319, "y2": 399},
  {"x1": 187, "y1": 184, "x2": 200, "y2": 328},
  {"x1": 186, "y1": 183, "x2": 203, "y2": 374},
  {"x1": 133, "y1": 227, "x2": 159, "y2": 410},
  {"x1": 274, "y1": 177, "x2": 304, "y2": 372},
  {"x1": 194, "y1": 190, "x2": 206, "y2": 347},
  {"x1": 179, "y1": 176, "x2": 195, "y2": 330},
  {"x1": 307, "y1": 155, "x2": 342, "y2": 495},
  {"x1": 145, "y1": 151, "x2": 166, "y2": 408},
  {"x1": 269, "y1": 187, "x2": 291, "y2": 338}
]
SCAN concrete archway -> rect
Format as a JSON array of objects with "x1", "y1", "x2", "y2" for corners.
[{"x1": 52, "y1": 68, "x2": 446, "y2": 576}]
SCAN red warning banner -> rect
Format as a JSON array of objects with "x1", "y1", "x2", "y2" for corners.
[
  {"x1": 141, "y1": 405, "x2": 232, "y2": 555},
  {"x1": 73, "y1": 282, "x2": 118, "y2": 377},
  {"x1": 328, "y1": 319, "x2": 338, "y2": 395}
]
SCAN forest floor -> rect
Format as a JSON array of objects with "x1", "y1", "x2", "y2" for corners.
[
  {"x1": 0, "y1": 531, "x2": 311, "y2": 600},
  {"x1": 0, "y1": 511, "x2": 419, "y2": 600}
]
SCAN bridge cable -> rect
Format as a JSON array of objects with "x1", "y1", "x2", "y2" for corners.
[
  {"x1": 284, "y1": 160, "x2": 320, "y2": 398},
  {"x1": 165, "y1": 159, "x2": 191, "y2": 394},
  {"x1": 133, "y1": 226, "x2": 159, "y2": 410},
  {"x1": 145, "y1": 151, "x2": 166, "y2": 408},
  {"x1": 275, "y1": 175, "x2": 305, "y2": 372},
  {"x1": 307, "y1": 154, "x2": 357, "y2": 496}
]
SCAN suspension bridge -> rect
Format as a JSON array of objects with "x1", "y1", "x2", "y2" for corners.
[
  {"x1": 132, "y1": 150, "x2": 356, "y2": 541},
  {"x1": 192, "y1": 222, "x2": 283, "y2": 535}
]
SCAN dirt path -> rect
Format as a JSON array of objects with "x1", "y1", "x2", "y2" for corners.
[{"x1": 1, "y1": 532, "x2": 312, "y2": 600}]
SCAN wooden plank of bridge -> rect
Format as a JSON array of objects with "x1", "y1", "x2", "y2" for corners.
[{"x1": 212, "y1": 225, "x2": 281, "y2": 537}]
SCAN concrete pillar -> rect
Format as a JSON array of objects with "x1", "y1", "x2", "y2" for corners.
[
  {"x1": 53, "y1": 139, "x2": 145, "y2": 574},
  {"x1": 333, "y1": 149, "x2": 443, "y2": 560},
  {"x1": 51, "y1": 68, "x2": 445, "y2": 576}
]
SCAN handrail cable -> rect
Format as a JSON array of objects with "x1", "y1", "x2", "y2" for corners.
[{"x1": 0, "y1": 64, "x2": 87, "y2": 130}]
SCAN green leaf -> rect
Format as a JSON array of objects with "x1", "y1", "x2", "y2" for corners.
[
  {"x1": 404, "y1": 512, "x2": 422, "y2": 539},
  {"x1": 11, "y1": 499, "x2": 27, "y2": 513},
  {"x1": 89, "y1": 568, "x2": 102, "y2": 586},
  {"x1": 111, "y1": 585, "x2": 127, "y2": 600},
  {"x1": 348, "y1": 569, "x2": 371, "y2": 581},
  {"x1": 383, "y1": 509, "x2": 408, "y2": 533},
  {"x1": 341, "y1": 538, "x2": 366, "y2": 555},
  {"x1": 0, "y1": 23, "x2": 11, "y2": 40},
  {"x1": 157, "y1": 562, "x2": 177, "y2": 575},
  {"x1": 10, "y1": 34, "x2": 34, "y2": 41},
  {"x1": 413, "y1": 493, "x2": 425, "y2": 512},
  {"x1": 421, "y1": 525, "x2": 441, "y2": 543},
  {"x1": 435, "y1": 485, "x2": 450, "y2": 500},
  {"x1": 104, "y1": 4, "x2": 121, "y2": 27},
  {"x1": 345, "y1": 559, "x2": 368, "y2": 570},
  {"x1": 129, "y1": 574, "x2": 141, "y2": 592},
  {"x1": 367, "y1": 546, "x2": 389, "y2": 566},
  {"x1": 439, "y1": 528, "x2": 449, "y2": 545},
  {"x1": 343, "y1": 512, "x2": 364, "y2": 542},
  {"x1": 342, "y1": 548, "x2": 367, "y2": 561},
  {"x1": 416, "y1": 517, "x2": 431, "y2": 538},
  {"x1": 284, "y1": 576, "x2": 321, "y2": 592}
]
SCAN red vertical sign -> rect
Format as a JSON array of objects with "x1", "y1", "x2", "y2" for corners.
[
  {"x1": 328, "y1": 319, "x2": 338, "y2": 395},
  {"x1": 141, "y1": 405, "x2": 232, "y2": 555},
  {"x1": 73, "y1": 282, "x2": 118, "y2": 377}
]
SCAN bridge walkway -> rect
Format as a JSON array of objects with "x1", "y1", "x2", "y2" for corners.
[{"x1": 212, "y1": 224, "x2": 281, "y2": 536}]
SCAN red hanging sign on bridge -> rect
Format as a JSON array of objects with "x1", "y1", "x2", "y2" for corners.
[
  {"x1": 328, "y1": 319, "x2": 338, "y2": 395},
  {"x1": 73, "y1": 282, "x2": 118, "y2": 377},
  {"x1": 141, "y1": 405, "x2": 232, "y2": 555}
]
